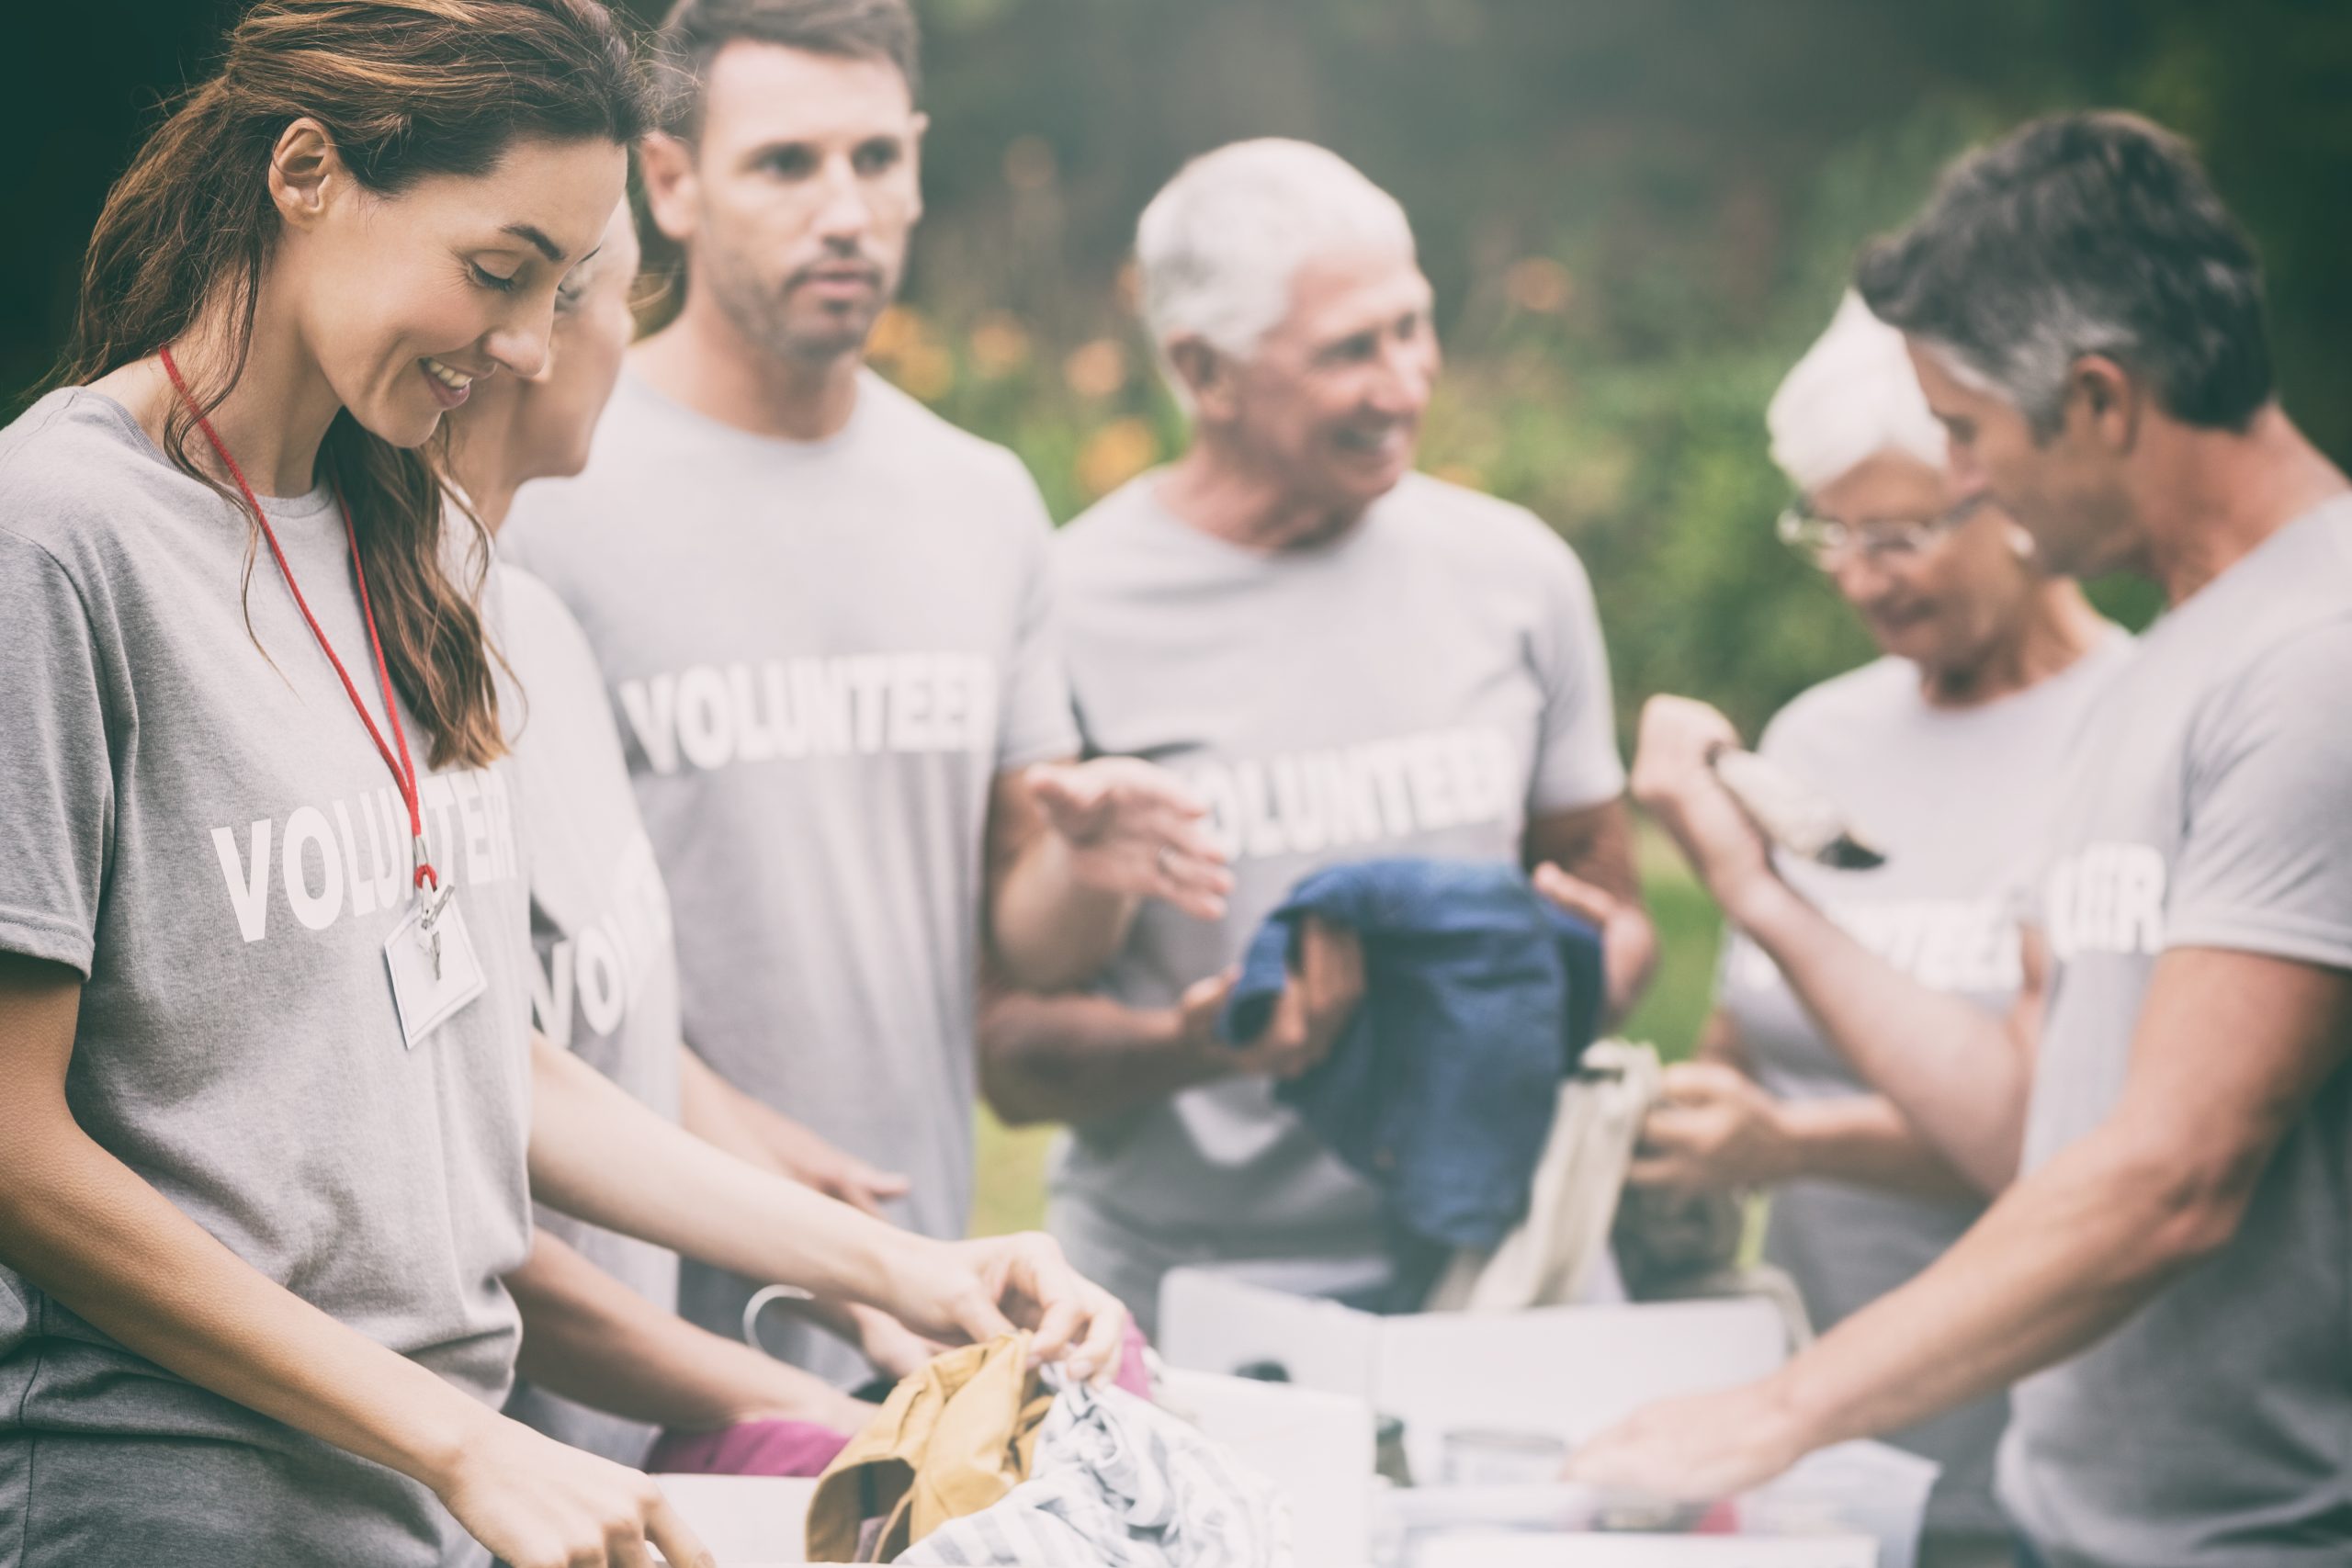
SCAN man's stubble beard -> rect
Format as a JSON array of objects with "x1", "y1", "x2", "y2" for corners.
[{"x1": 698, "y1": 219, "x2": 897, "y2": 370}]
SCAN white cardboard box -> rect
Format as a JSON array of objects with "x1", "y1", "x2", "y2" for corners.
[
  {"x1": 1159, "y1": 1367, "x2": 1377, "y2": 1568},
  {"x1": 653, "y1": 1473, "x2": 816, "y2": 1564},
  {"x1": 1409, "y1": 1533, "x2": 1876, "y2": 1567},
  {"x1": 1159, "y1": 1265, "x2": 1789, "y2": 1484}
]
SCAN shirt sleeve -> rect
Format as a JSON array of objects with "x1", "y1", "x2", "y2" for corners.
[
  {"x1": 2165, "y1": 616, "x2": 2352, "y2": 970},
  {"x1": 993, "y1": 461, "x2": 1083, "y2": 772},
  {"x1": 1526, "y1": 534, "x2": 1628, "y2": 815},
  {"x1": 0, "y1": 529, "x2": 115, "y2": 975}
]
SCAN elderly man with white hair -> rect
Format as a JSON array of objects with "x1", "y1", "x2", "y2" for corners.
[
  {"x1": 1612, "y1": 291, "x2": 2127, "y2": 1566},
  {"x1": 979, "y1": 138, "x2": 1655, "y2": 1328}
]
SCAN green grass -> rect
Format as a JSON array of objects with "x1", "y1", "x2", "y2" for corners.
[{"x1": 970, "y1": 830, "x2": 1724, "y2": 1235}]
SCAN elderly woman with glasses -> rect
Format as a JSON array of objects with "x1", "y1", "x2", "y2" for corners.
[{"x1": 1622, "y1": 293, "x2": 2127, "y2": 1566}]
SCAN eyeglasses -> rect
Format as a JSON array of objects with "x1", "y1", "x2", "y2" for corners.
[{"x1": 1776, "y1": 491, "x2": 1988, "y2": 568}]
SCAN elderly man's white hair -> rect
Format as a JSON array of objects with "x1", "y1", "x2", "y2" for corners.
[
  {"x1": 1767, "y1": 291, "x2": 1950, "y2": 495},
  {"x1": 1136, "y1": 138, "x2": 1417, "y2": 398}
]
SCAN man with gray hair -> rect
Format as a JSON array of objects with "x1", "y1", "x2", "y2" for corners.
[
  {"x1": 981, "y1": 138, "x2": 1656, "y2": 1329},
  {"x1": 1575, "y1": 113, "x2": 2352, "y2": 1568}
]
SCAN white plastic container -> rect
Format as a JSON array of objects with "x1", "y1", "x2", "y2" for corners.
[{"x1": 1742, "y1": 1440, "x2": 1940, "y2": 1568}]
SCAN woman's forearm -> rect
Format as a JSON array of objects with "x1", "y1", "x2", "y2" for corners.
[
  {"x1": 0, "y1": 1111, "x2": 491, "y2": 1491},
  {"x1": 1778, "y1": 1094, "x2": 1989, "y2": 1200},
  {"x1": 527, "y1": 1032, "x2": 910, "y2": 1311},
  {"x1": 507, "y1": 1230, "x2": 869, "y2": 1434},
  {"x1": 0, "y1": 964, "x2": 491, "y2": 1493},
  {"x1": 673, "y1": 1043, "x2": 777, "y2": 1168}
]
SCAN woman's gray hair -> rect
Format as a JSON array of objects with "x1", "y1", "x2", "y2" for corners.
[{"x1": 1136, "y1": 139, "x2": 1416, "y2": 402}]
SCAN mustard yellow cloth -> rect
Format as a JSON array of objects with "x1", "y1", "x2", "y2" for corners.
[{"x1": 805, "y1": 1334, "x2": 1055, "y2": 1562}]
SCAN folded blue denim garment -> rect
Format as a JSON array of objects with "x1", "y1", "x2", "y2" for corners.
[{"x1": 1219, "y1": 857, "x2": 1604, "y2": 1255}]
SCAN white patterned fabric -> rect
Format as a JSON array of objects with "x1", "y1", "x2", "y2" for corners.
[{"x1": 895, "y1": 1382, "x2": 1292, "y2": 1567}]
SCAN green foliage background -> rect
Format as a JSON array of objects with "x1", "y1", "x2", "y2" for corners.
[
  {"x1": 17, "y1": 0, "x2": 2347, "y2": 741},
  {"x1": 628, "y1": 0, "x2": 2349, "y2": 742}
]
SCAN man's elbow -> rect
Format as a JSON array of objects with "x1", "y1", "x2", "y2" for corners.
[
  {"x1": 978, "y1": 1062, "x2": 1057, "y2": 1127},
  {"x1": 1962, "y1": 1122, "x2": 2026, "y2": 1199},
  {"x1": 2111, "y1": 1131, "x2": 2265, "y2": 1275},
  {"x1": 976, "y1": 997, "x2": 1058, "y2": 1127}
]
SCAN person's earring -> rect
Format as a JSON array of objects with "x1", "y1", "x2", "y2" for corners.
[{"x1": 2006, "y1": 523, "x2": 2035, "y2": 560}]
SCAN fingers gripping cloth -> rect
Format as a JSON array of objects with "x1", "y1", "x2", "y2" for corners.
[
  {"x1": 896, "y1": 1379, "x2": 1294, "y2": 1568},
  {"x1": 806, "y1": 1334, "x2": 1053, "y2": 1562}
]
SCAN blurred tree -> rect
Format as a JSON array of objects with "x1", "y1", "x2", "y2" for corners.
[{"x1": 11, "y1": 0, "x2": 2345, "y2": 737}]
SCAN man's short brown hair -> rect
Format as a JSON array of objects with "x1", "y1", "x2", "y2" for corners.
[{"x1": 653, "y1": 0, "x2": 921, "y2": 138}]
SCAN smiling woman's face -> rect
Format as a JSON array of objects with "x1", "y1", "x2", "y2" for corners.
[
  {"x1": 1809, "y1": 449, "x2": 2041, "y2": 676},
  {"x1": 283, "y1": 132, "x2": 628, "y2": 449},
  {"x1": 451, "y1": 201, "x2": 643, "y2": 502}
]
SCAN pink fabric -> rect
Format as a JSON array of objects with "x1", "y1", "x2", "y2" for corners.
[
  {"x1": 1112, "y1": 1320, "x2": 1152, "y2": 1401},
  {"x1": 647, "y1": 1322, "x2": 1148, "y2": 1478},
  {"x1": 648, "y1": 1418, "x2": 852, "y2": 1477}
]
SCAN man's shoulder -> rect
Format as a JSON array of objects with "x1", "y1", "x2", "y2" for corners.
[
  {"x1": 1052, "y1": 476, "x2": 1170, "y2": 574},
  {"x1": 856, "y1": 371, "x2": 1039, "y2": 495},
  {"x1": 1382, "y1": 471, "x2": 1594, "y2": 587},
  {"x1": 2148, "y1": 499, "x2": 2352, "y2": 725}
]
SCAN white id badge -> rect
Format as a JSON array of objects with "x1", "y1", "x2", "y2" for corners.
[{"x1": 384, "y1": 896, "x2": 488, "y2": 1049}]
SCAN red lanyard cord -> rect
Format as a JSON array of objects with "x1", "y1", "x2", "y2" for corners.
[{"x1": 158, "y1": 346, "x2": 441, "y2": 893}]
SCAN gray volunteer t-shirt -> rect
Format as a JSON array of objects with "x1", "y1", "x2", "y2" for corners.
[
  {"x1": 495, "y1": 566, "x2": 684, "y2": 1466},
  {"x1": 1717, "y1": 631, "x2": 2129, "y2": 1538},
  {"x1": 0, "y1": 389, "x2": 535, "y2": 1568},
  {"x1": 1999, "y1": 498, "x2": 2352, "y2": 1567},
  {"x1": 1046, "y1": 472, "x2": 1626, "y2": 1328},
  {"x1": 502, "y1": 367, "x2": 1077, "y2": 1382}
]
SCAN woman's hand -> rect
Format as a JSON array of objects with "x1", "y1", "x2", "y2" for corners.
[
  {"x1": 851, "y1": 1302, "x2": 949, "y2": 1382},
  {"x1": 1626, "y1": 1061, "x2": 1797, "y2": 1194},
  {"x1": 882, "y1": 1231, "x2": 1129, "y2": 1384},
  {"x1": 433, "y1": 1410, "x2": 713, "y2": 1568}
]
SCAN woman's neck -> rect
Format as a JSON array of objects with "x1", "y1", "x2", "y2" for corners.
[
  {"x1": 441, "y1": 418, "x2": 517, "y2": 535},
  {"x1": 111, "y1": 287, "x2": 345, "y2": 499},
  {"x1": 1920, "y1": 580, "x2": 2109, "y2": 709}
]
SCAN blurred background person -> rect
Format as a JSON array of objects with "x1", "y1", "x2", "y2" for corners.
[
  {"x1": 501, "y1": 0, "x2": 1227, "y2": 1390},
  {"x1": 1619, "y1": 289, "x2": 2126, "y2": 1567},
  {"x1": 445, "y1": 201, "x2": 885, "y2": 1471},
  {"x1": 1574, "y1": 113, "x2": 2352, "y2": 1568},
  {"x1": 981, "y1": 139, "x2": 1655, "y2": 1330}
]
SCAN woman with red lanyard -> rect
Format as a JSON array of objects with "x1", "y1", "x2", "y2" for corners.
[{"x1": 0, "y1": 6, "x2": 1123, "y2": 1567}]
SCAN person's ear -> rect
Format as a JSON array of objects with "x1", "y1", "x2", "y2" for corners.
[
  {"x1": 2067, "y1": 353, "x2": 2141, "y2": 454},
  {"x1": 1168, "y1": 336, "x2": 1239, "y2": 424},
  {"x1": 267, "y1": 118, "x2": 345, "y2": 231},
  {"x1": 638, "y1": 132, "x2": 701, "y2": 244}
]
